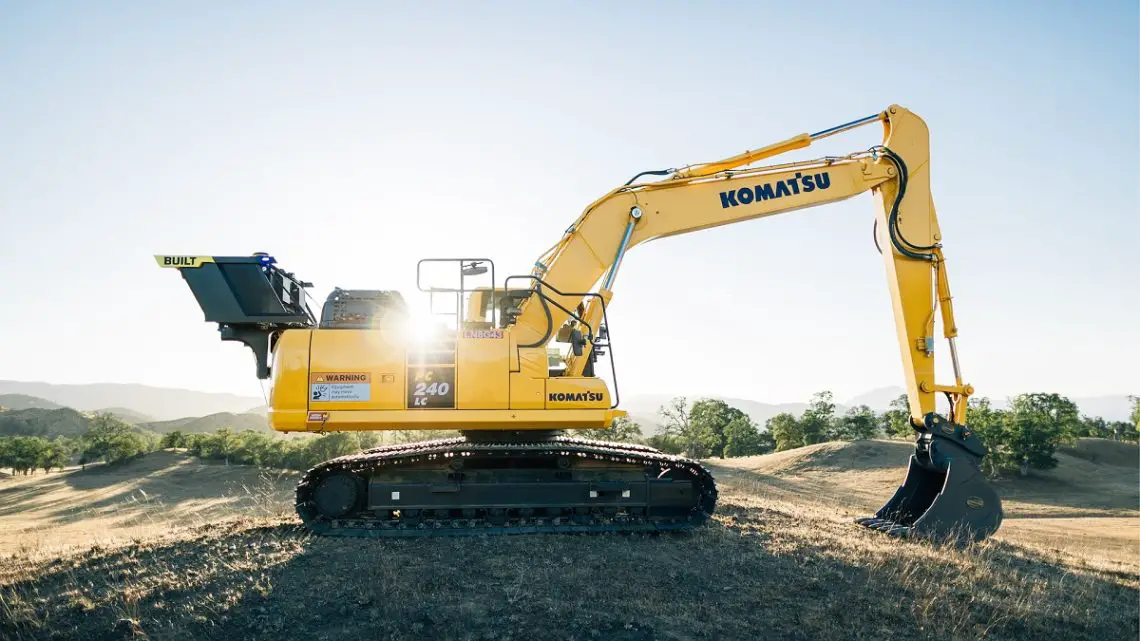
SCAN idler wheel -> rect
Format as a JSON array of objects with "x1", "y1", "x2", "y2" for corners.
[{"x1": 312, "y1": 472, "x2": 363, "y2": 518}]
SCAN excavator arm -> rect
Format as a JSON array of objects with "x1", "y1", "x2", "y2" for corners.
[
  {"x1": 517, "y1": 105, "x2": 964, "y2": 429},
  {"x1": 510, "y1": 104, "x2": 1002, "y2": 541}
]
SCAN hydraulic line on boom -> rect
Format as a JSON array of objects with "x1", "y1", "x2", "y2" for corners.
[{"x1": 157, "y1": 103, "x2": 1003, "y2": 543}]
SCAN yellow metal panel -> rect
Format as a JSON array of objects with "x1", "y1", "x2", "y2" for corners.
[
  {"x1": 267, "y1": 330, "x2": 312, "y2": 432},
  {"x1": 277, "y1": 407, "x2": 625, "y2": 432},
  {"x1": 508, "y1": 330, "x2": 521, "y2": 372},
  {"x1": 308, "y1": 329, "x2": 405, "y2": 411},
  {"x1": 457, "y1": 329, "x2": 509, "y2": 409},
  {"x1": 518, "y1": 347, "x2": 547, "y2": 379},
  {"x1": 545, "y1": 377, "x2": 610, "y2": 409},
  {"x1": 872, "y1": 106, "x2": 938, "y2": 420},
  {"x1": 509, "y1": 372, "x2": 545, "y2": 410}
]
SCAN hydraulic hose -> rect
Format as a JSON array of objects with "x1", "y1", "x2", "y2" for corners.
[
  {"x1": 874, "y1": 146, "x2": 937, "y2": 261},
  {"x1": 517, "y1": 285, "x2": 554, "y2": 348},
  {"x1": 623, "y1": 168, "x2": 676, "y2": 187}
]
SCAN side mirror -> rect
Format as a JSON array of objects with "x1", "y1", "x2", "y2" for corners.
[{"x1": 569, "y1": 329, "x2": 585, "y2": 356}]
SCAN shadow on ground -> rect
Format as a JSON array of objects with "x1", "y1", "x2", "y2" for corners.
[{"x1": 1, "y1": 503, "x2": 1136, "y2": 641}]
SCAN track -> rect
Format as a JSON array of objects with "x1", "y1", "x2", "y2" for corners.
[{"x1": 294, "y1": 436, "x2": 718, "y2": 538}]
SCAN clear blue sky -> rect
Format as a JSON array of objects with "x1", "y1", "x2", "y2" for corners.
[{"x1": 1, "y1": 0, "x2": 1136, "y2": 405}]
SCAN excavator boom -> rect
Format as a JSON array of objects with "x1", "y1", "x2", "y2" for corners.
[{"x1": 158, "y1": 104, "x2": 1002, "y2": 543}]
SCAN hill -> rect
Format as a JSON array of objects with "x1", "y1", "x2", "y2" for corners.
[
  {"x1": 1060, "y1": 437, "x2": 1140, "y2": 467},
  {"x1": 0, "y1": 394, "x2": 64, "y2": 411},
  {"x1": 93, "y1": 407, "x2": 156, "y2": 425},
  {"x1": 0, "y1": 443, "x2": 1135, "y2": 640},
  {"x1": 0, "y1": 407, "x2": 92, "y2": 438},
  {"x1": 0, "y1": 407, "x2": 269, "y2": 439},
  {"x1": 715, "y1": 438, "x2": 1139, "y2": 563},
  {"x1": 0, "y1": 381, "x2": 261, "y2": 421},
  {"x1": 0, "y1": 450, "x2": 295, "y2": 556},
  {"x1": 140, "y1": 412, "x2": 271, "y2": 434}
]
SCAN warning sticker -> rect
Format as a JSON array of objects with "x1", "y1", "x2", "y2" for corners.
[{"x1": 310, "y1": 372, "x2": 371, "y2": 402}]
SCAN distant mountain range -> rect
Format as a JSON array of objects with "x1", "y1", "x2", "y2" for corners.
[
  {"x1": 140, "y1": 412, "x2": 270, "y2": 434},
  {"x1": 0, "y1": 380, "x2": 1131, "y2": 438},
  {"x1": 0, "y1": 381, "x2": 262, "y2": 421},
  {"x1": 840, "y1": 386, "x2": 1133, "y2": 423},
  {"x1": 0, "y1": 406, "x2": 269, "y2": 439}
]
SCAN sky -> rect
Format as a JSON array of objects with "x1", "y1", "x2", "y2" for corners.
[{"x1": 1, "y1": 0, "x2": 1137, "y2": 406}]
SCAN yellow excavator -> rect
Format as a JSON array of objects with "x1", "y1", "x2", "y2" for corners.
[{"x1": 158, "y1": 104, "x2": 1003, "y2": 542}]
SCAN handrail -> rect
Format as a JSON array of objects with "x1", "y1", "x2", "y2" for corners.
[{"x1": 502, "y1": 275, "x2": 620, "y2": 409}]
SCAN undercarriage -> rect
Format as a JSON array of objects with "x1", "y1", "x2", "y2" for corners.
[{"x1": 294, "y1": 432, "x2": 719, "y2": 537}]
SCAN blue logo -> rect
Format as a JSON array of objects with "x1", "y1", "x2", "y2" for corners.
[{"x1": 719, "y1": 171, "x2": 832, "y2": 208}]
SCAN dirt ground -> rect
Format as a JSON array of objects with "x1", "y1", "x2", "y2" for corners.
[{"x1": 0, "y1": 441, "x2": 1136, "y2": 641}]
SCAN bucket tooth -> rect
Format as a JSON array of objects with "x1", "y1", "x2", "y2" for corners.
[
  {"x1": 858, "y1": 413, "x2": 1003, "y2": 544},
  {"x1": 884, "y1": 524, "x2": 913, "y2": 538}
]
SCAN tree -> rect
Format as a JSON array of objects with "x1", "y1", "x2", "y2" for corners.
[
  {"x1": 161, "y1": 430, "x2": 191, "y2": 449},
  {"x1": 306, "y1": 432, "x2": 370, "y2": 464},
  {"x1": 579, "y1": 416, "x2": 643, "y2": 443},
  {"x1": 881, "y1": 394, "x2": 913, "y2": 439},
  {"x1": 968, "y1": 393, "x2": 1080, "y2": 477},
  {"x1": 1110, "y1": 420, "x2": 1139, "y2": 443},
  {"x1": 232, "y1": 430, "x2": 272, "y2": 465},
  {"x1": 0, "y1": 436, "x2": 51, "y2": 474},
  {"x1": 767, "y1": 412, "x2": 803, "y2": 452},
  {"x1": 1130, "y1": 395, "x2": 1140, "y2": 432},
  {"x1": 1008, "y1": 393, "x2": 1081, "y2": 444},
  {"x1": 1001, "y1": 411, "x2": 1064, "y2": 475},
  {"x1": 722, "y1": 416, "x2": 770, "y2": 457},
  {"x1": 0, "y1": 438, "x2": 11, "y2": 473},
  {"x1": 81, "y1": 412, "x2": 151, "y2": 466},
  {"x1": 832, "y1": 404, "x2": 880, "y2": 441},
  {"x1": 799, "y1": 391, "x2": 835, "y2": 444},
  {"x1": 645, "y1": 434, "x2": 683, "y2": 454},
  {"x1": 688, "y1": 399, "x2": 752, "y2": 458},
  {"x1": 659, "y1": 397, "x2": 718, "y2": 458},
  {"x1": 1076, "y1": 416, "x2": 1110, "y2": 439},
  {"x1": 41, "y1": 442, "x2": 71, "y2": 473},
  {"x1": 966, "y1": 397, "x2": 1008, "y2": 477}
]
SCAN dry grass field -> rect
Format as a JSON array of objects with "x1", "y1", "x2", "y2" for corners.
[
  {"x1": 0, "y1": 451, "x2": 297, "y2": 558},
  {"x1": 0, "y1": 439, "x2": 1136, "y2": 641},
  {"x1": 714, "y1": 438, "x2": 1139, "y2": 576}
]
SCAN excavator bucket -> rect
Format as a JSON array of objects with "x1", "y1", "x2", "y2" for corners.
[{"x1": 856, "y1": 414, "x2": 1002, "y2": 544}]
